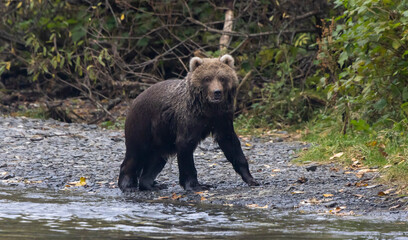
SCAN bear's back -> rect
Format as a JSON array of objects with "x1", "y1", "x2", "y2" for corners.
[{"x1": 131, "y1": 79, "x2": 187, "y2": 113}]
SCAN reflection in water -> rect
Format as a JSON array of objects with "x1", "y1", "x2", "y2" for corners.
[{"x1": 0, "y1": 185, "x2": 407, "y2": 239}]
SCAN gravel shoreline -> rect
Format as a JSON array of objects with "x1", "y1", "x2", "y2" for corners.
[{"x1": 1, "y1": 116, "x2": 407, "y2": 218}]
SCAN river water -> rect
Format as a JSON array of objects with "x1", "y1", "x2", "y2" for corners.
[{"x1": 0, "y1": 185, "x2": 407, "y2": 239}]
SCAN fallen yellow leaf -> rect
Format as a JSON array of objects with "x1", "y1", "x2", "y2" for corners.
[
  {"x1": 366, "y1": 140, "x2": 377, "y2": 147},
  {"x1": 76, "y1": 177, "x2": 86, "y2": 186},
  {"x1": 334, "y1": 206, "x2": 347, "y2": 212},
  {"x1": 67, "y1": 177, "x2": 87, "y2": 187},
  {"x1": 171, "y1": 193, "x2": 182, "y2": 200},
  {"x1": 357, "y1": 168, "x2": 378, "y2": 174},
  {"x1": 157, "y1": 196, "x2": 169, "y2": 199},
  {"x1": 323, "y1": 193, "x2": 334, "y2": 198},
  {"x1": 355, "y1": 181, "x2": 368, "y2": 187},
  {"x1": 378, "y1": 191, "x2": 387, "y2": 196}
]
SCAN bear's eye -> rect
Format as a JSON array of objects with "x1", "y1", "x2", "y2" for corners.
[
  {"x1": 203, "y1": 76, "x2": 212, "y2": 82},
  {"x1": 219, "y1": 76, "x2": 228, "y2": 82}
]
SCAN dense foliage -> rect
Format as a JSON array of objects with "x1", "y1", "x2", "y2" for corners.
[
  {"x1": 299, "y1": 0, "x2": 408, "y2": 190},
  {"x1": 1, "y1": 0, "x2": 407, "y2": 131},
  {"x1": 317, "y1": 0, "x2": 408, "y2": 133},
  {"x1": 0, "y1": 0, "x2": 329, "y2": 124}
]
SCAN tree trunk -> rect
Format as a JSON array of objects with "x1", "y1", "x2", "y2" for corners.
[{"x1": 219, "y1": 0, "x2": 234, "y2": 53}]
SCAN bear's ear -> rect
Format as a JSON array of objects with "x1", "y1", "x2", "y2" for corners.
[
  {"x1": 189, "y1": 57, "x2": 203, "y2": 72},
  {"x1": 220, "y1": 54, "x2": 234, "y2": 68}
]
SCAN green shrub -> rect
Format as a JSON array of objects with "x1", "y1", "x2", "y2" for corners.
[{"x1": 317, "y1": 0, "x2": 408, "y2": 132}]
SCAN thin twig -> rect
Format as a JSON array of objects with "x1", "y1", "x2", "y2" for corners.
[{"x1": 234, "y1": 70, "x2": 252, "y2": 107}]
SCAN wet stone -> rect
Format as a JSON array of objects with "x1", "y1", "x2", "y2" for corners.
[
  {"x1": 1, "y1": 172, "x2": 14, "y2": 180},
  {"x1": 306, "y1": 165, "x2": 318, "y2": 172},
  {"x1": 323, "y1": 201, "x2": 338, "y2": 208}
]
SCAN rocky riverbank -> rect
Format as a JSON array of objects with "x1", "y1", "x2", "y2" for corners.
[{"x1": 1, "y1": 116, "x2": 407, "y2": 218}]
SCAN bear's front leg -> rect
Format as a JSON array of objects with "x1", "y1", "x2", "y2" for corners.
[
  {"x1": 176, "y1": 142, "x2": 210, "y2": 191},
  {"x1": 214, "y1": 118, "x2": 259, "y2": 187}
]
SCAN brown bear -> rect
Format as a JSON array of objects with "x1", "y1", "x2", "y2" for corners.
[{"x1": 118, "y1": 54, "x2": 259, "y2": 191}]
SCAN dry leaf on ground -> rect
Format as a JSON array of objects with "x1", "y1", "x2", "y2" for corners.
[
  {"x1": 246, "y1": 204, "x2": 268, "y2": 209},
  {"x1": 329, "y1": 152, "x2": 344, "y2": 160}
]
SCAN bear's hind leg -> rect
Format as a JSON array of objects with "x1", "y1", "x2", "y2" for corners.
[
  {"x1": 139, "y1": 154, "x2": 167, "y2": 191},
  {"x1": 118, "y1": 153, "x2": 143, "y2": 192}
]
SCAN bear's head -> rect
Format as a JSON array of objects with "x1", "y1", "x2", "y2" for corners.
[{"x1": 188, "y1": 54, "x2": 238, "y2": 104}]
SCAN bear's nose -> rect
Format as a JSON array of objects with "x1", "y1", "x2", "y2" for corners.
[{"x1": 214, "y1": 90, "x2": 222, "y2": 99}]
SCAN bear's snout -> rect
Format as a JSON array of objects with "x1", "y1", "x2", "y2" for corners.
[
  {"x1": 209, "y1": 89, "x2": 223, "y2": 103},
  {"x1": 208, "y1": 79, "x2": 224, "y2": 103},
  {"x1": 213, "y1": 90, "x2": 222, "y2": 99}
]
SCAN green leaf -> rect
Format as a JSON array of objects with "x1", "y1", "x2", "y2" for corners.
[
  {"x1": 401, "y1": 102, "x2": 408, "y2": 115},
  {"x1": 136, "y1": 38, "x2": 149, "y2": 47},
  {"x1": 59, "y1": 56, "x2": 65, "y2": 69},
  {"x1": 51, "y1": 57, "x2": 57, "y2": 69},
  {"x1": 373, "y1": 98, "x2": 387, "y2": 111},
  {"x1": 0, "y1": 66, "x2": 5, "y2": 75},
  {"x1": 338, "y1": 51, "x2": 348, "y2": 67},
  {"x1": 402, "y1": 87, "x2": 408, "y2": 101},
  {"x1": 351, "y1": 119, "x2": 371, "y2": 132},
  {"x1": 97, "y1": 54, "x2": 106, "y2": 67},
  {"x1": 75, "y1": 56, "x2": 80, "y2": 72},
  {"x1": 392, "y1": 40, "x2": 401, "y2": 50},
  {"x1": 71, "y1": 25, "x2": 86, "y2": 43}
]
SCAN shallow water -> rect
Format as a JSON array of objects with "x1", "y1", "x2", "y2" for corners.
[{"x1": 0, "y1": 185, "x2": 407, "y2": 239}]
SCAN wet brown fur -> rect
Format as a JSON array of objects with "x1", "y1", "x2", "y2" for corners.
[{"x1": 118, "y1": 55, "x2": 258, "y2": 191}]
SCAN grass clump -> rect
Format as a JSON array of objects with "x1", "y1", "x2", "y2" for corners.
[
  {"x1": 297, "y1": 115, "x2": 408, "y2": 192},
  {"x1": 11, "y1": 106, "x2": 50, "y2": 120}
]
